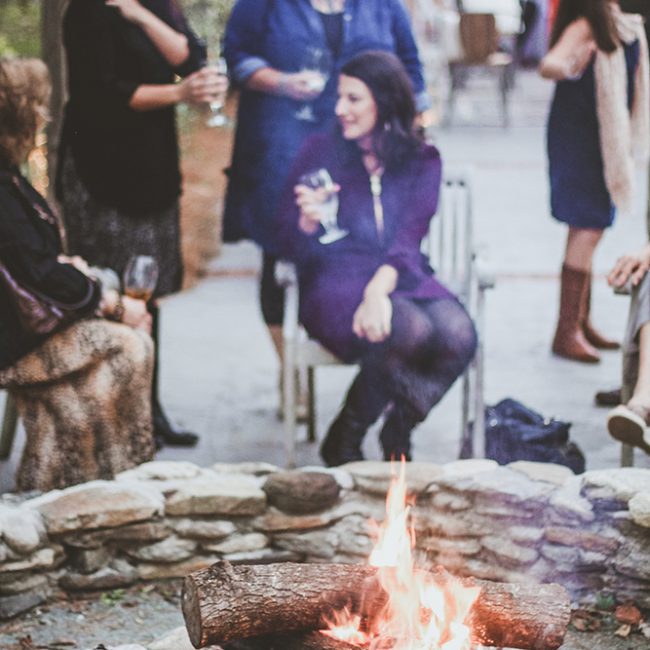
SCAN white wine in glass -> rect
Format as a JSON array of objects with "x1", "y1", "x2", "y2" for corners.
[
  {"x1": 298, "y1": 168, "x2": 348, "y2": 244},
  {"x1": 123, "y1": 255, "x2": 159, "y2": 302}
]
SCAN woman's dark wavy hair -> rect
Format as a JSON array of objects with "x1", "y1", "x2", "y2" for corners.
[
  {"x1": 550, "y1": 0, "x2": 618, "y2": 52},
  {"x1": 336, "y1": 50, "x2": 422, "y2": 170}
]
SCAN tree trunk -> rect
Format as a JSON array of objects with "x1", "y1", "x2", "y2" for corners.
[
  {"x1": 182, "y1": 562, "x2": 571, "y2": 650},
  {"x1": 222, "y1": 631, "x2": 360, "y2": 650},
  {"x1": 40, "y1": 0, "x2": 69, "y2": 202}
]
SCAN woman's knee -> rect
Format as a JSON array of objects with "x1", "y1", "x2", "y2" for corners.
[{"x1": 431, "y1": 300, "x2": 478, "y2": 365}]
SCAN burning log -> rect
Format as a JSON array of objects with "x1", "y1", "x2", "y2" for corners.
[
  {"x1": 182, "y1": 561, "x2": 571, "y2": 649},
  {"x1": 222, "y1": 631, "x2": 360, "y2": 650}
]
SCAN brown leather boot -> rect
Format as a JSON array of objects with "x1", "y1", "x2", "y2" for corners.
[
  {"x1": 552, "y1": 264, "x2": 600, "y2": 363},
  {"x1": 582, "y1": 275, "x2": 620, "y2": 350}
]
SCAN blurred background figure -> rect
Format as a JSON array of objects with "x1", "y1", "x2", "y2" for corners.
[
  {"x1": 540, "y1": 0, "x2": 648, "y2": 364},
  {"x1": 276, "y1": 52, "x2": 476, "y2": 465},
  {"x1": 221, "y1": 0, "x2": 431, "y2": 405},
  {"x1": 0, "y1": 57, "x2": 154, "y2": 492},
  {"x1": 56, "y1": 0, "x2": 226, "y2": 448}
]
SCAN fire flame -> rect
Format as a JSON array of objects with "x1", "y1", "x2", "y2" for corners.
[{"x1": 323, "y1": 460, "x2": 480, "y2": 649}]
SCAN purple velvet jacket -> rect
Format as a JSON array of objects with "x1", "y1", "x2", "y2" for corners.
[{"x1": 276, "y1": 134, "x2": 453, "y2": 362}]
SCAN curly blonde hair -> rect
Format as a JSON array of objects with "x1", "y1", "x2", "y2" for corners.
[{"x1": 0, "y1": 58, "x2": 51, "y2": 167}]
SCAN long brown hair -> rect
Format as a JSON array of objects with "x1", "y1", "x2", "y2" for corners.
[
  {"x1": 550, "y1": 0, "x2": 619, "y2": 53},
  {"x1": 0, "y1": 58, "x2": 50, "y2": 168}
]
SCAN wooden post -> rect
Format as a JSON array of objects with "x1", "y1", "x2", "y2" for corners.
[{"x1": 40, "y1": 0, "x2": 69, "y2": 202}]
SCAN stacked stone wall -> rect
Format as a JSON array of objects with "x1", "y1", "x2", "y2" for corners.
[{"x1": 0, "y1": 459, "x2": 648, "y2": 620}]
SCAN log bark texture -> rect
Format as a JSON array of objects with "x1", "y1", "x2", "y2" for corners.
[
  {"x1": 222, "y1": 631, "x2": 359, "y2": 650},
  {"x1": 182, "y1": 561, "x2": 570, "y2": 650}
]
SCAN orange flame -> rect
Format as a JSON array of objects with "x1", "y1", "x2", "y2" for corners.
[{"x1": 324, "y1": 460, "x2": 480, "y2": 649}]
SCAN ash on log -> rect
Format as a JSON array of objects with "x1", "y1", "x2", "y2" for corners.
[{"x1": 182, "y1": 562, "x2": 571, "y2": 650}]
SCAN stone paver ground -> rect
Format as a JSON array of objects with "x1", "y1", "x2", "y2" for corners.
[{"x1": 1, "y1": 69, "x2": 649, "y2": 489}]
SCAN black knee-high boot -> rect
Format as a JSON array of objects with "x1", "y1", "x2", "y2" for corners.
[
  {"x1": 149, "y1": 303, "x2": 199, "y2": 448},
  {"x1": 379, "y1": 401, "x2": 422, "y2": 462},
  {"x1": 320, "y1": 367, "x2": 391, "y2": 467}
]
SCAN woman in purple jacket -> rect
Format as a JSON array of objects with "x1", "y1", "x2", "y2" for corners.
[{"x1": 277, "y1": 52, "x2": 476, "y2": 465}]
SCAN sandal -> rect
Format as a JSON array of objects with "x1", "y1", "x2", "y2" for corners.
[{"x1": 607, "y1": 403, "x2": 650, "y2": 453}]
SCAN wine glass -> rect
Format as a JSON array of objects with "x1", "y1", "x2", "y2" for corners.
[
  {"x1": 294, "y1": 47, "x2": 331, "y2": 122},
  {"x1": 123, "y1": 255, "x2": 159, "y2": 302},
  {"x1": 298, "y1": 168, "x2": 348, "y2": 244},
  {"x1": 206, "y1": 55, "x2": 231, "y2": 128}
]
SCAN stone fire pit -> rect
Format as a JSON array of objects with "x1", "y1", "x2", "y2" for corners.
[{"x1": 0, "y1": 459, "x2": 648, "y2": 627}]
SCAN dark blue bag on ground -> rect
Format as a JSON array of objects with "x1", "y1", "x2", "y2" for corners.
[{"x1": 481, "y1": 398, "x2": 586, "y2": 474}]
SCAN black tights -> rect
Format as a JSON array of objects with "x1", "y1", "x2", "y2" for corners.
[
  {"x1": 260, "y1": 252, "x2": 284, "y2": 326},
  {"x1": 358, "y1": 296, "x2": 477, "y2": 422}
]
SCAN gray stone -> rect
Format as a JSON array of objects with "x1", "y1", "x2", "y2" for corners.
[
  {"x1": 61, "y1": 521, "x2": 171, "y2": 549},
  {"x1": 222, "y1": 548, "x2": 303, "y2": 564},
  {"x1": 540, "y1": 543, "x2": 579, "y2": 568},
  {"x1": 436, "y1": 466, "x2": 555, "y2": 507},
  {"x1": 253, "y1": 497, "x2": 383, "y2": 533},
  {"x1": 165, "y1": 476, "x2": 266, "y2": 516},
  {"x1": 330, "y1": 515, "x2": 372, "y2": 556},
  {"x1": 0, "y1": 586, "x2": 49, "y2": 619},
  {"x1": 544, "y1": 526, "x2": 620, "y2": 554},
  {"x1": 0, "y1": 574, "x2": 48, "y2": 596},
  {"x1": 429, "y1": 491, "x2": 473, "y2": 511},
  {"x1": 33, "y1": 481, "x2": 164, "y2": 534},
  {"x1": 116, "y1": 461, "x2": 202, "y2": 482},
  {"x1": 203, "y1": 533, "x2": 268, "y2": 554},
  {"x1": 0, "y1": 505, "x2": 45, "y2": 554},
  {"x1": 344, "y1": 461, "x2": 444, "y2": 496},
  {"x1": 581, "y1": 468, "x2": 650, "y2": 504},
  {"x1": 122, "y1": 536, "x2": 197, "y2": 563},
  {"x1": 417, "y1": 536, "x2": 482, "y2": 556},
  {"x1": 413, "y1": 510, "x2": 493, "y2": 538},
  {"x1": 509, "y1": 525, "x2": 545, "y2": 545},
  {"x1": 549, "y1": 477, "x2": 595, "y2": 524},
  {"x1": 438, "y1": 459, "x2": 499, "y2": 480},
  {"x1": 508, "y1": 461, "x2": 574, "y2": 486},
  {"x1": 481, "y1": 535, "x2": 539, "y2": 567},
  {"x1": 0, "y1": 546, "x2": 62, "y2": 572},
  {"x1": 211, "y1": 462, "x2": 280, "y2": 476},
  {"x1": 613, "y1": 535, "x2": 650, "y2": 580},
  {"x1": 59, "y1": 559, "x2": 138, "y2": 591},
  {"x1": 67, "y1": 544, "x2": 113, "y2": 574},
  {"x1": 263, "y1": 471, "x2": 341, "y2": 514},
  {"x1": 273, "y1": 529, "x2": 339, "y2": 559},
  {"x1": 137, "y1": 555, "x2": 219, "y2": 580},
  {"x1": 168, "y1": 518, "x2": 237, "y2": 540},
  {"x1": 300, "y1": 466, "x2": 355, "y2": 490},
  {"x1": 148, "y1": 626, "x2": 196, "y2": 650},
  {"x1": 629, "y1": 492, "x2": 650, "y2": 528}
]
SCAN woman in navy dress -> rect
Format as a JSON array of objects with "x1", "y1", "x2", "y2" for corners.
[
  {"x1": 222, "y1": 0, "x2": 430, "y2": 375},
  {"x1": 276, "y1": 52, "x2": 476, "y2": 465},
  {"x1": 541, "y1": 0, "x2": 648, "y2": 363}
]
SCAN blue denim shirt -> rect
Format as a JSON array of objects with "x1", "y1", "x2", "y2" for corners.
[{"x1": 222, "y1": 0, "x2": 430, "y2": 249}]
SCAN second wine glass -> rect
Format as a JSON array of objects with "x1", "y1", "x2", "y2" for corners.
[
  {"x1": 295, "y1": 47, "x2": 331, "y2": 122},
  {"x1": 123, "y1": 255, "x2": 159, "y2": 302},
  {"x1": 298, "y1": 168, "x2": 348, "y2": 244}
]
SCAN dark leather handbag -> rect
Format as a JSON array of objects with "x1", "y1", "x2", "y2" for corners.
[{"x1": 484, "y1": 398, "x2": 586, "y2": 474}]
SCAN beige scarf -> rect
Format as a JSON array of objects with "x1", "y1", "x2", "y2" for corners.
[{"x1": 594, "y1": 5, "x2": 649, "y2": 214}]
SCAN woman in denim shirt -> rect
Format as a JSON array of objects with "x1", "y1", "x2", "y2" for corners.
[{"x1": 222, "y1": 0, "x2": 430, "y2": 369}]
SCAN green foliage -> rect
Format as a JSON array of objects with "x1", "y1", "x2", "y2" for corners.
[
  {"x1": 183, "y1": 0, "x2": 235, "y2": 50},
  {"x1": 0, "y1": 0, "x2": 41, "y2": 57},
  {"x1": 100, "y1": 589, "x2": 127, "y2": 606},
  {"x1": 595, "y1": 592, "x2": 617, "y2": 612}
]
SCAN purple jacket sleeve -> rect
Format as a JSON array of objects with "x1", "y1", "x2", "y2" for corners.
[{"x1": 383, "y1": 147, "x2": 441, "y2": 285}]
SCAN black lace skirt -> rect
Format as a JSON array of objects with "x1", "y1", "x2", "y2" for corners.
[{"x1": 58, "y1": 154, "x2": 183, "y2": 298}]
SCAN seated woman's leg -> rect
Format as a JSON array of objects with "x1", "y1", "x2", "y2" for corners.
[
  {"x1": 378, "y1": 297, "x2": 477, "y2": 460},
  {"x1": 4, "y1": 320, "x2": 154, "y2": 491},
  {"x1": 320, "y1": 362, "x2": 393, "y2": 467}
]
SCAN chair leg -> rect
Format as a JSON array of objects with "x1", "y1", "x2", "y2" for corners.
[
  {"x1": 0, "y1": 392, "x2": 19, "y2": 461},
  {"x1": 620, "y1": 443, "x2": 635, "y2": 467},
  {"x1": 499, "y1": 68, "x2": 510, "y2": 128},
  {"x1": 459, "y1": 367, "x2": 472, "y2": 458},
  {"x1": 307, "y1": 366, "x2": 317, "y2": 443},
  {"x1": 282, "y1": 342, "x2": 297, "y2": 469}
]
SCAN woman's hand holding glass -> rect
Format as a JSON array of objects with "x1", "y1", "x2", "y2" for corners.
[
  {"x1": 295, "y1": 169, "x2": 347, "y2": 243},
  {"x1": 279, "y1": 71, "x2": 328, "y2": 102},
  {"x1": 178, "y1": 66, "x2": 227, "y2": 107}
]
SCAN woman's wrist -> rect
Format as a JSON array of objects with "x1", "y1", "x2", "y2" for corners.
[
  {"x1": 99, "y1": 289, "x2": 124, "y2": 322},
  {"x1": 276, "y1": 72, "x2": 289, "y2": 97}
]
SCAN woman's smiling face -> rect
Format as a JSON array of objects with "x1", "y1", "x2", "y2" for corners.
[{"x1": 335, "y1": 74, "x2": 378, "y2": 148}]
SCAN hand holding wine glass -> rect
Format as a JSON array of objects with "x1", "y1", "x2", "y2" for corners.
[
  {"x1": 123, "y1": 255, "x2": 159, "y2": 303},
  {"x1": 294, "y1": 47, "x2": 331, "y2": 122},
  {"x1": 297, "y1": 168, "x2": 348, "y2": 244},
  {"x1": 205, "y1": 55, "x2": 231, "y2": 127}
]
